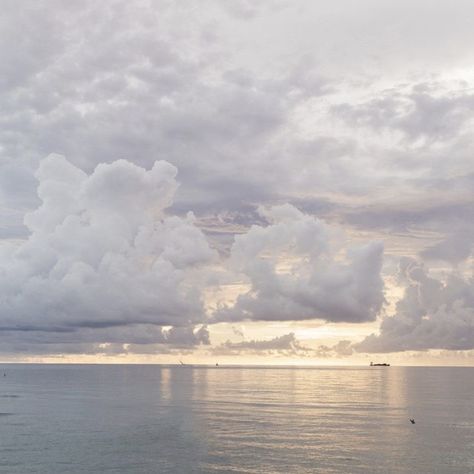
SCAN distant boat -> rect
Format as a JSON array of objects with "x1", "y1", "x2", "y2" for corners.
[{"x1": 370, "y1": 362, "x2": 390, "y2": 366}]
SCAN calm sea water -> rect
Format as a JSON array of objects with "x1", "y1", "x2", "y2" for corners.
[{"x1": 0, "y1": 365, "x2": 473, "y2": 473}]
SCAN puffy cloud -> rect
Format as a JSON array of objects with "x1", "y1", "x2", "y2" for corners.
[
  {"x1": 0, "y1": 155, "x2": 215, "y2": 351},
  {"x1": 214, "y1": 204, "x2": 385, "y2": 323},
  {"x1": 356, "y1": 259, "x2": 474, "y2": 352}
]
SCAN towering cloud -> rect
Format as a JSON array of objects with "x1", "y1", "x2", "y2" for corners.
[
  {"x1": 356, "y1": 258, "x2": 474, "y2": 353},
  {"x1": 215, "y1": 204, "x2": 385, "y2": 323},
  {"x1": 0, "y1": 155, "x2": 214, "y2": 352}
]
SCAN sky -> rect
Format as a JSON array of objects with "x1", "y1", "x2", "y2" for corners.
[{"x1": 0, "y1": 0, "x2": 473, "y2": 365}]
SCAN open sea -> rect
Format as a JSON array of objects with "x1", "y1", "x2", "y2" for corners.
[{"x1": 0, "y1": 365, "x2": 473, "y2": 473}]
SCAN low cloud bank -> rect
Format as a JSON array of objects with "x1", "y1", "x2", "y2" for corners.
[{"x1": 212, "y1": 332, "x2": 312, "y2": 356}]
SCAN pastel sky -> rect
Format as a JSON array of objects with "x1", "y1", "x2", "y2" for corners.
[{"x1": 1, "y1": 0, "x2": 473, "y2": 364}]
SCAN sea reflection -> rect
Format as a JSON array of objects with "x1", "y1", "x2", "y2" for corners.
[
  {"x1": 172, "y1": 367, "x2": 474, "y2": 473},
  {"x1": 1, "y1": 365, "x2": 474, "y2": 473}
]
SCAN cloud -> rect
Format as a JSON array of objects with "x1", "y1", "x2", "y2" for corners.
[
  {"x1": 231, "y1": 326, "x2": 245, "y2": 338},
  {"x1": 213, "y1": 333, "x2": 356, "y2": 358},
  {"x1": 317, "y1": 340, "x2": 354, "y2": 357},
  {"x1": 341, "y1": 189, "x2": 474, "y2": 264},
  {"x1": 356, "y1": 259, "x2": 474, "y2": 352},
  {"x1": 420, "y1": 223, "x2": 474, "y2": 265},
  {"x1": 333, "y1": 83, "x2": 474, "y2": 144},
  {"x1": 0, "y1": 157, "x2": 391, "y2": 356},
  {"x1": 212, "y1": 332, "x2": 311, "y2": 356},
  {"x1": 0, "y1": 0, "x2": 333, "y2": 224},
  {"x1": 1, "y1": 1, "x2": 473, "y2": 359},
  {"x1": 0, "y1": 325, "x2": 210, "y2": 356},
  {"x1": 214, "y1": 204, "x2": 385, "y2": 323},
  {"x1": 1, "y1": 1, "x2": 472, "y2": 263},
  {"x1": 0, "y1": 155, "x2": 215, "y2": 351}
]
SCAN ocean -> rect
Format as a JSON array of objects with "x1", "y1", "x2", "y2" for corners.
[{"x1": 0, "y1": 365, "x2": 473, "y2": 473}]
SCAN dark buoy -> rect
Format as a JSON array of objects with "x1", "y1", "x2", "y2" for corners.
[{"x1": 410, "y1": 418, "x2": 415, "y2": 424}]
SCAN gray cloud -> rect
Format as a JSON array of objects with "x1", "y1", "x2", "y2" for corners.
[
  {"x1": 356, "y1": 259, "x2": 474, "y2": 353},
  {"x1": 420, "y1": 228, "x2": 473, "y2": 265},
  {"x1": 0, "y1": 325, "x2": 210, "y2": 356},
  {"x1": 212, "y1": 332, "x2": 311, "y2": 356},
  {"x1": 214, "y1": 205, "x2": 385, "y2": 323},
  {"x1": 0, "y1": 0, "x2": 333, "y2": 224},
  {"x1": 316, "y1": 340, "x2": 354, "y2": 358},
  {"x1": 333, "y1": 83, "x2": 474, "y2": 144},
  {"x1": 1, "y1": 0, "x2": 474, "y2": 357},
  {"x1": 1, "y1": 1, "x2": 472, "y2": 255}
]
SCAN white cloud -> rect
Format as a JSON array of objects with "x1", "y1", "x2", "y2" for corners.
[{"x1": 0, "y1": 155, "x2": 215, "y2": 351}]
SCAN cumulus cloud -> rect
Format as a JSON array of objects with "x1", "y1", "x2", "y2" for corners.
[
  {"x1": 356, "y1": 258, "x2": 474, "y2": 352},
  {"x1": 0, "y1": 155, "x2": 214, "y2": 352},
  {"x1": 214, "y1": 204, "x2": 385, "y2": 323}
]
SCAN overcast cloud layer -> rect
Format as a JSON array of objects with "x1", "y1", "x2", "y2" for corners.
[{"x1": 1, "y1": 0, "x2": 473, "y2": 358}]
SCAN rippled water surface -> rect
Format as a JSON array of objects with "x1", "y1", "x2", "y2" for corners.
[{"x1": 0, "y1": 365, "x2": 473, "y2": 473}]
